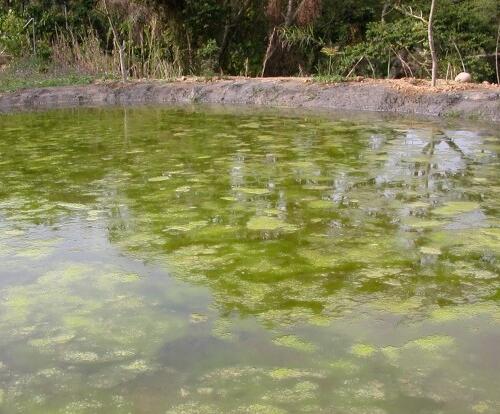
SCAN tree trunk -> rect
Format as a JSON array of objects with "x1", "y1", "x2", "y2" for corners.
[
  {"x1": 261, "y1": 27, "x2": 277, "y2": 77},
  {"x1": 285, "y1": 0, "x2": 294, "y2": 26},
  {"x1": 218, "y1": 20, "x2": 232, "y2": 70},
  {"x1": 496, "y1": 22, "x2": 499, "y2": 85},
  {"x1": 428, "y1": 0, "x2": 438, "y2": 87}
]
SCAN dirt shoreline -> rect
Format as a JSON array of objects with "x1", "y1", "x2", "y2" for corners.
[{"x1": 0, "y1": 78, "x2": 498, "y2": 122}]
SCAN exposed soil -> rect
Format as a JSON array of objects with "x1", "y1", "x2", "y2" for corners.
[{"x1": 0, "y1": 77, "x2": 498, "y2": 122}]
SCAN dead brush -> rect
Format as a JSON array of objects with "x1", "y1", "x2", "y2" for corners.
[{"x1": 52, "y1": 29, "x2": 118, "y2": 77}]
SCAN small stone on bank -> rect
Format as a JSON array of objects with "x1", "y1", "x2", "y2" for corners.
[{"x1": 455, "y1": 72, "x2": 472, "y2": 83}]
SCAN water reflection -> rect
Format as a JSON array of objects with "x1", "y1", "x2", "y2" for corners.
[{"x1": 0, "y1": 107, "x2": 498, "y2": 413}]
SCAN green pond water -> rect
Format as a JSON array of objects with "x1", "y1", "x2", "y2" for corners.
[{"x1": 0, "y1": 106, "x2": 499, "y2": 414}]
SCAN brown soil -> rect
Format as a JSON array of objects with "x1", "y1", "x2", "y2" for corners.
[{"x1": 0, "y1": 77, "x2": 498, "y2": 122}]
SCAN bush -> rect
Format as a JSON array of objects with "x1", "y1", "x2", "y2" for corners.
[{"x1": 0, "y1": 10, "x2": 27, "y2": 56}]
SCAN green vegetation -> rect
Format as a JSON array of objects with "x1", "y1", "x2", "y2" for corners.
[{"x1": 1, "y1": 0, "x2": 499, "y2": 89}]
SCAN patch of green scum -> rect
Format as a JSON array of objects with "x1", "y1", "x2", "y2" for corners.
[
  {"x1": 302, "y1": 184, "x2": 332, "y2": 191},
  {"x1": 354, "y1": 381, "x2": 386, "y2": 401},
  {"x1": 407, "y1": 201, "x2": 431, "y2": 209},
  {"x1": 0, "y1": 261, "x2": 187, "y2": 361},
  {"x1": 431, "y1": 303, "x2": 500, "y2": 323},
  {"x1": 190, "y1": 224, "x2": 238, "y2": 241},
  {"x1": 201, "y1": 365, "x2": 265, "y2": 382},
  {"x1": 236, "y1": 404, "x2": 287, "y2": 414},
  {"x1": 211, "y1": 317, "x2": 235, "y2": 341},
  {"x1": 461, "y1": 228, "x2": 500, "y2": 254},
  {"x1": 63, "y1": 351, "x2": 100, "y2": 363},
  {"x1": 246, "y1": 216, "x2": 298, "y2": 232},
  {"x1": 257, "y1": 307, "x2": 317, "y2": 327},
  {"x1": 4, "y1": 229, "x2": 26, "y2": 236},
  {"x1": 433, "y1": 201, "x2": 480, "y2": 216},
  {"x1": 164, "y1": 220, "x2": 209, "y2": 233},
  {"x1": 288, "y1": 161, "x2": 316, "y2": 170},
  {"x1": 272, "y1": 335, "x2": 318, "y2": 353},
  {"x1": 419, "y1": 246, "x2": 442, "y2": 255},
  {"x1": 148, "y1": 176, "x2": 170, "y2": 182},
  {"x1": 426, "y1": 230, "x2": 457, "y2": 249},
  {"x1": 239, "y1": 122, "x2": 261, "y2": 129},
  {"x1": 107, "y1": 271, "x2": 141, "y2": 283},
  {"x1": 306, "y1": 199, "x2": 334, "y2": 209},
  {"x1": 120, "y1": 359, "x2": 153, "y2": 373},
  {"x1": 0, "y1": 388, "x2": 4, "y2": 405},
  {"x1": 166, "y1": 403, "x2": 219, "y2": 414},
  {"x1": 38, "y1": 263, "x2": 95, "y2": 285},
  {"x1": 56, "y1": 202, "x2": 89, "y2": 211},
  {"x1": 380, "y1": 346, "x2": 400, "y2": 365},
  {"x1": 298, "y1": 249, "x2": 338, "y2": 268},
  {"x1": 404, "y1": 218, "x2": 443, "y2": 229},
  {"x1": 268, "y1": 368, "x2": 325, "y2": 380},
  {"x1": 307, "y1": 314, "x2": 331, "y2": 327},
  {"x1": 263, "y1": 381, "x2": 319, "y2": 403},
  {"x1": 220, "y1": 196, "x2": 237, "y2": 201},
  {"x1": 237, "y1": 187, "x2": 271, "y2": 195},
  {"x1": 404, "y1": 335, "x2": 455, "y2": 351},
  {"x1": 263, "y1": 208, "x2": 282, "y2": 216},
  {"x1": 189, "y1": 313, "x2": 208, "y2": 324},
  {"x1": 14, "y1": 245, "x2": 55, "y2": 260},
  {"x1": 471, "y1": 401, "x2": 492, "y2": 413},
  {"x1": 350, "y1": 343, "x2": 377, "y2": 358},
  {"x1": 329, "y1": 359, "x2": 360, "y2": 375},
  {"x1": 2, "y1": 290, "x2": 33, "y2": 323},
  {"x1": 370, "y1": 296, "x2": 422, "y2": 315},
  {"x1": 175, "y1": 185, "x2": 191, "y2": 193},
  {"x1": 168, "y1": 245, "x2": 228, "y2": 275},
  {"x1": 28, "y1": 332, "x2": 76, "y2": 349}
]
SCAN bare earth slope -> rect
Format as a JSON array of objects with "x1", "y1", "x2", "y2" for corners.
[{"x1": 0, "y1": 78, "x2": 498, "y2": 121}]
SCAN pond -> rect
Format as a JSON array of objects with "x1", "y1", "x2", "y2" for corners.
[{"x1": 0, "y1": 106, "x2": 498, "y2": 414}]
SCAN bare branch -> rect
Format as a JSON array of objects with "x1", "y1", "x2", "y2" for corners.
[{"x1": 394, "y1": 5, "x2": 427, "y2": 24}]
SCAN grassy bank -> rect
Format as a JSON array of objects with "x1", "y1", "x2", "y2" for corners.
[{"x1": 0, "y1": 71, "x2": 94, "y2": 94}]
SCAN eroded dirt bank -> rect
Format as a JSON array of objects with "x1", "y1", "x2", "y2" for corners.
[{"x1": 0, "y1": 78, "x2": 498, "y2": 121}]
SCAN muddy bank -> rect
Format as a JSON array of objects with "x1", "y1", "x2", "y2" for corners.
[{"x1": 0, "y1": 78, "x2": 498, "y2": 121}]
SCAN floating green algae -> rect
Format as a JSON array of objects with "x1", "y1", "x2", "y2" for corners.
[
  {"x1": 419, "y1": 246, "x2": 442, "y2": 255},
  {"x1": 246, "y1": 216, "x2": 298, "y2": 232},
  {"x1": 268, "y1": 368, "x2": 325, "y2": 380},
  {"x1": 404, "y1": 218, "x2": 443, "y2": 229},
  {"x1": 433, "y1": 201, "x2": 480, "y2": 216},
  {"x1": 148, "y1": 176, "x2": 170, "y2": 182},
  {"x1": 0, "y1": 107, "x2": 499, "y2": 413},
  {"x1": 430, "y1": 303, "x2": 500, "y2": 323},
  {"x1": 350, "y1": 343, "x2": 377, "y2": 358},
  {"x1": 237, "y1": 187, "x2": 271, "y2": 195},
  {"x1": 307, "y1": 199, "x2": 335, "y2": 209},
  {"x1": 329, "y1": 359, "x2": 360, "y2": 375},
  {"x1": 272, "y1": 335, "x2": 318, "y2": 353},
  {"x1": 404, "y1": 335, "x2": 455, "y2": 351}
]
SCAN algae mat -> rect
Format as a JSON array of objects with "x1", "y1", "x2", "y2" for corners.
[{"x1": 0, "y1": 107, "x2": 498, "y2": 414}]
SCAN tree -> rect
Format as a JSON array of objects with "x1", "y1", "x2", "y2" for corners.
[
  {"x1": 428, "y1": 0, "x2": 437, "y2": 86},
  {"x1": 261, "y1": 0, "x2": 322, "y2": 76},
  {"x1": 217, "y1": 0, "x2": 254, "y2": 71},
  {"x1": 395, "y1": 1, "x2": 438, "y2": 85}
]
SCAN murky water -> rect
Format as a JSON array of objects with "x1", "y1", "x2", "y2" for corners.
[{"x1": 0, "y1": 106, "x2": 498, "y2": 414}]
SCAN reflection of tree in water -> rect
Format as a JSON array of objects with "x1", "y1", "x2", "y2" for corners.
[
  {"x1": 101, "y1": 113, "x2": 498, "y2": 326},
  {"x1": 0, "y1": 109, "x2": 498, "y2": 328}
]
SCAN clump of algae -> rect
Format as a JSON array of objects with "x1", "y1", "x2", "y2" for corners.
[
  {"x1": 246, "y1": 216, "x2": 298, "y2": 232},
  {"x1": 272, "y1": 335, "x2": 318, "y2": 353},
  {"x1": 350, "y1": 343, "x2": 377, "y2": 358}
]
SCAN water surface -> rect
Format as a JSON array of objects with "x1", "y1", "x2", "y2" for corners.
[{"x1": 0, "y1": 107, "x2": 499, "y2": 414}]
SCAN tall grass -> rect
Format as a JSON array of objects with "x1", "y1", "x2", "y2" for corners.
[{"x1": 50, "y1": 23, "x2": 182, "y2": 81}]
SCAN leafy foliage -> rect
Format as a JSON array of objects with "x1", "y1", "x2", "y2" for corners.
[{"x1": 0, "y1": 0, "x2": 498, "y2": 82}]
